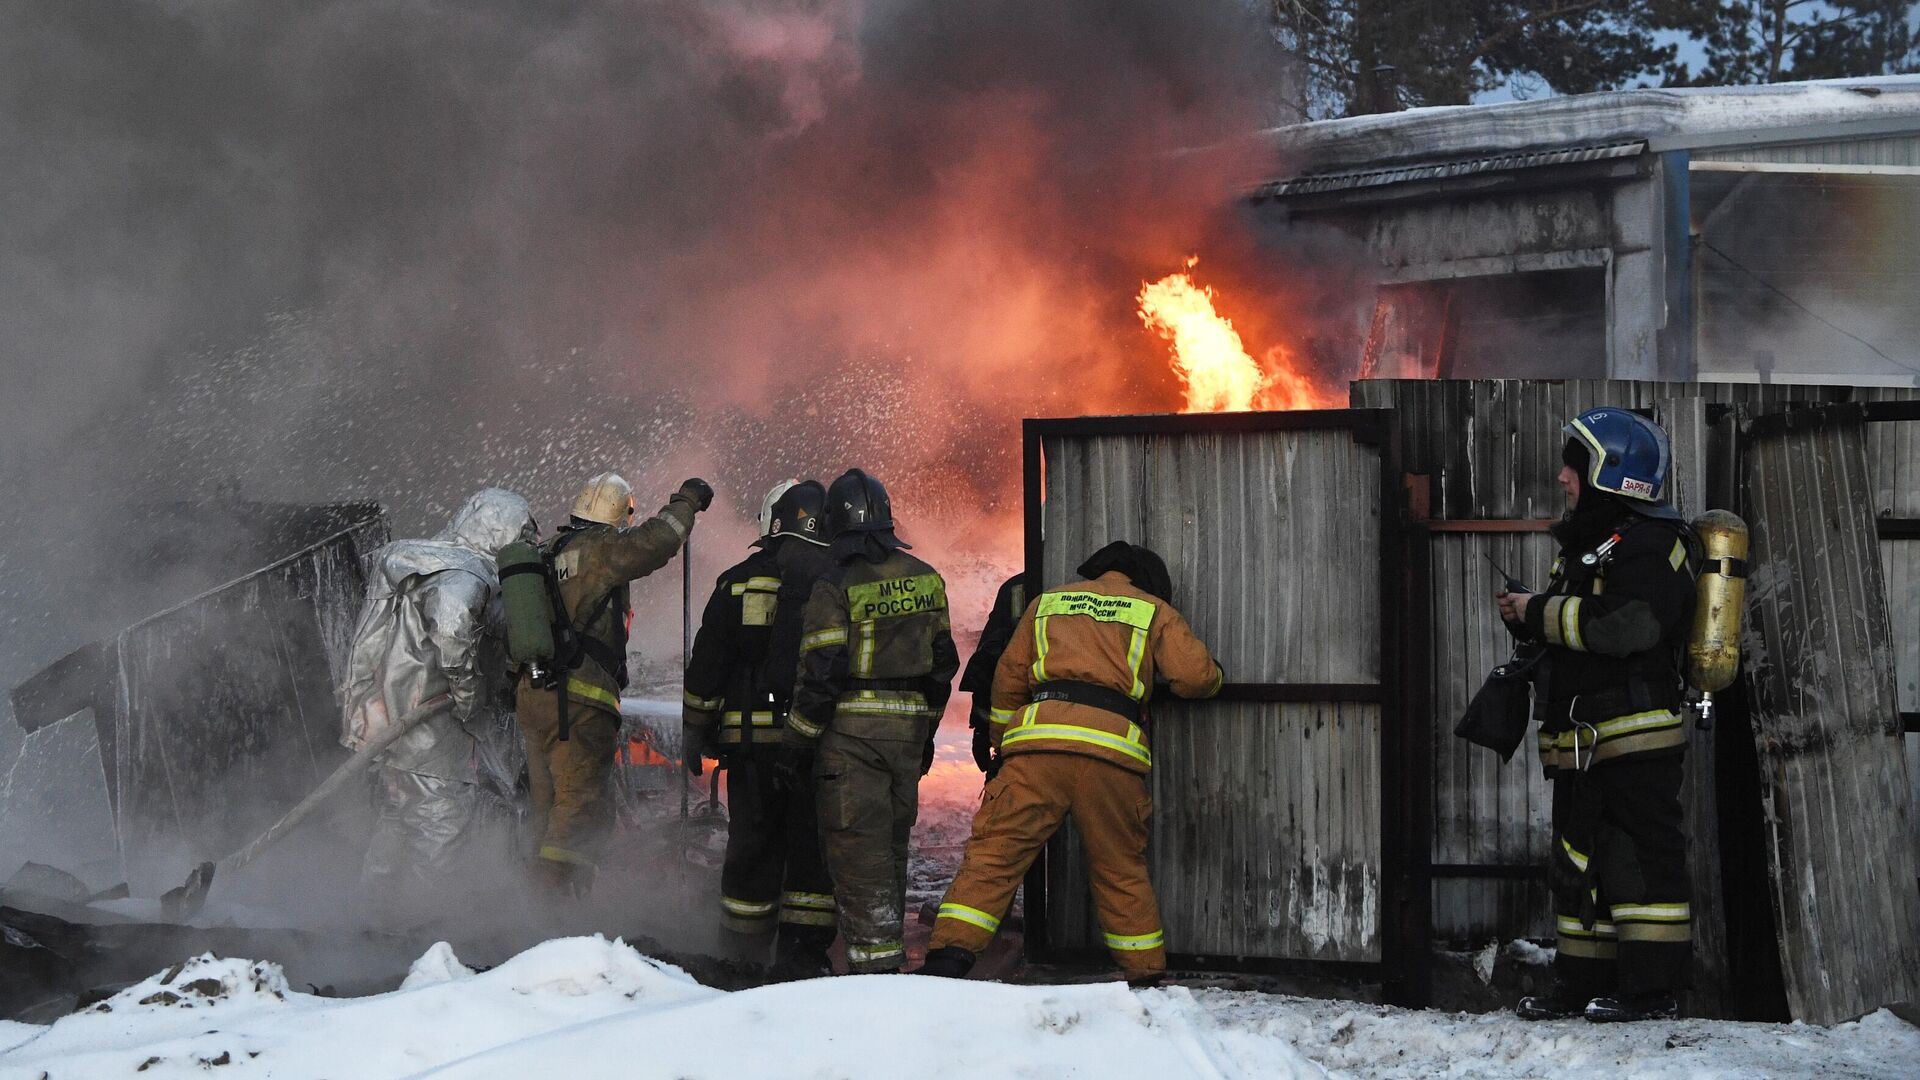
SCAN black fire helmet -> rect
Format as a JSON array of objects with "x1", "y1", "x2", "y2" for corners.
[
  {"x1": 825, "y1": 468, "x2": 894, "y2": 539},
  {"x1": 757, "y1": 479, "x2": 830, "y2": 547},
  {"x1": 1076, "y1": 541, "x2": 1174, "y2": 604}
]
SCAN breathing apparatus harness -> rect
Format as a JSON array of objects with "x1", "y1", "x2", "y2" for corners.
[{"x1": 499, "y1": 528, "x2": 628, "y2": 741}]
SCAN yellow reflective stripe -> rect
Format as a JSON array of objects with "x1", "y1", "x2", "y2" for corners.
[
  {"x1": 1593, "y1": 710, "x2": 1682, "y2": 739},
  {"x1": 787, "y1": 712, "x2": 825, "y2": 738},
  {"x1": 1616, "y1": 922, "x2": 1692, "y2": 943},
  {"x1": 846, "y1": 941, "x2": 904, "y2": 963},
  {"x1": 721, "y1": 896, "x2": 778, "y2": 917},
  {"x1": 846, "y1": 574, "x2": 947, "y2": 621},
  {"x1": 1669, "y1": 539, "x2": 1687, "y2": 572},
  {"x1": 684, "y1": 689, "x2": 725, "y2": 711},
  {"x1": 936, "y1": 903, "x2": 1002, "y2": 933},
  {"x1": 855, "y1": 620, "x2": 876, "y2": 677},
  {"x1": 1103, "y1": 929, "x2": 1165, "y2": 951},
  {"x1": 1032, "y1": 615, "x2": 1052, "y2": 682},
  {"x1": 538, "y1": 844, "x2": 595, "y2": 867},
  {"x1": 1610, "y1": 903, "x2": 1691, "y2": 923},
  {"x1": 778, "y1": 908, "x2": 837, "y2": 927},
  {"x1": 567, "y1": 677, "x2": 619, "y2": 710},
  {"x1": 1591, "y1": 727, "x2": 1687, "y2": 762},
  {"x1": 988, "y1": 707, "x2": 1016, "y2": 727},
  {"x1": 1555, "y1": 915, "x2": 1616, "y2": 938},
  {"x1": 1034, "y1": 591, "x2": 1157, "y2": 629},
  {"x1": 730, "y1": 577, "x2": 782, "y2": 595},
  {"x1": 800, "y1": 626, "x2": 847, "y2": 653},
  {"x1": 782, "y1": 891, "x2": 836, "y2": 910},
  {"x1": 1560, "y1": 596, "x2": 1586, "y2": 652},
  {"x1": 1540, "y1": 597, "x2": 1563, "y2": 645},
  {"x1": 1203, "y1": 663, "x2": 1224, "y2": 698},
  {"x1": 1557, "y1": 935, "x2": 1618, "y2": 959},
  {"x1": 836, "y1": 701, "x2": 933, "y2": 716},
  {"x1": 1125, "y1": 627, "x2": 1148, "y2": 700},
  {"x1": 720, "y1": 712, "x2": 779, "y2": 727},
  {"x1": 1001, "y1": 722, "x2": 1151, "y2": 766},
  {"x1": 1560, "y1": 837, "x2": 1590, "y2": 872}
]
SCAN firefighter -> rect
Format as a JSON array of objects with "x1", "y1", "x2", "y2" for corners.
[
  {"x1": 781, "y1": 469, "x2": 959, "y2": 974},
  {"x1": 1502, "y1": 409, "x2": 1699, "y2": 1023},
  {"x1": 519, "y1": 472, "x2": 713, "y2": 896},
  {"x1": 920, "y1": 541, "x2": 1223, "y2": 983},
  {"x1": 682, "y1": 479, "x2": 838, "y2": 977},
  {"x1": 341, "y1": 487, "x2": 537, "y2": 916},
  {"x1": 961, "y1": 573, "x2": 1028, "y2": 782}
]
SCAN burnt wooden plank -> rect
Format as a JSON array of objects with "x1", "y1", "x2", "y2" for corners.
[{"x1": 1741, "y1": 413, "x2": 1920, "y2": 1025}]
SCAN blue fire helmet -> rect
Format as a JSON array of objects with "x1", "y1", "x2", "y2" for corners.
[{"x1": 1563, "y1": 408, "x2": 1671, "y2": 504}]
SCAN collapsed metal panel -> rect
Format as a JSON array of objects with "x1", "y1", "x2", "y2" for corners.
[
  {"x1": 1742, "y1": 407, "x2": 1920, "y2": 1025},
  {"x1": 1025, "y1": 413, "x2": 1394, "y2": 973},
  {"x1": 7, "y1": 508, "x2": 388, "y2": 894}
]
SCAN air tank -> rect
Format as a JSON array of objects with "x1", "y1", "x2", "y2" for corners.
[{"x1": 1686, "y1": 510, "x2": 1750, "y2": 694}]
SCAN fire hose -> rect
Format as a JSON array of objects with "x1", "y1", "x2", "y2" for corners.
[{"x1": 159, "y1": 693, "x2": 452, "y2": 922}]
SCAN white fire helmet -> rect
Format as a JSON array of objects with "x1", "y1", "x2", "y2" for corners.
[
  {"x1": 571, "y1": 471, "x2": 635, "y2": 526},
  {"x1": 758, "y1": 479, "x2": 800, "y2": 540}
]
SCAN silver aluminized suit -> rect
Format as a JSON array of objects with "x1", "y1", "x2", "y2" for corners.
[{"x1": 341, "y1": 488, "x2": 535, "y2": 904}]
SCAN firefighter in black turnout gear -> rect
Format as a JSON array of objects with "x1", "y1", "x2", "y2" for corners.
[
  {"x1": 1502, "y1": 409, "x2": 1700, "y2": 1024},
  {"x1": 683, "y1": 480, "x2": 838, "y2": 977},
  {"x1": 783, "y1": 469, "x2": 960, "y2": 974},
  {"x1": 961, "y1": 573, "x2": 1028, "y2": 781}
]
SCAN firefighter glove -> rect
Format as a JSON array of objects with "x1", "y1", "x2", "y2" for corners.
[
  {"x1": 920, "y1": 735, "x2": 936, "y2": 777},
  {"x1": 681, "y1": 721, "x2": 707, "y2": 776},
  {"x1": 679, "y1": 478, "x2": 715, "y2": 512},
  {"x1": 970, "y1": 723, "x2": 993, "y2": 773}
]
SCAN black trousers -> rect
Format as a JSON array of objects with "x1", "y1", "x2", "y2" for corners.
[
  {"x1": 1549, "y1": 753, "x2": 1691, "y2": 998},
  {"x1": 720, "y1": 748, "x2": 836, "y2": 948}
]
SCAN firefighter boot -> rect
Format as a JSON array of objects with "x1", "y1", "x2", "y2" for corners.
[
  {"x1": 1584, "y1": 991, "x2": 1678, "y2": 1023},
  {"x1": 1515, "y1": 989, "x2": 1587, "y2": 1021},
  {"x1": 915, "y1": 946, "x2": 975, "y2": 979},
  {"x1": 768, "y1": 924, "x2": 833, "y2": 982}
]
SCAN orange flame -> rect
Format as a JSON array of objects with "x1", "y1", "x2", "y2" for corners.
[{"x1": 1136, "y1": 258, "x2": 1341, "y2": 413}]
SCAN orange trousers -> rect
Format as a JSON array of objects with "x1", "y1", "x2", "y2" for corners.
[{"x1": 930, "y1": 753, "x2": 1165, "y2": 976}]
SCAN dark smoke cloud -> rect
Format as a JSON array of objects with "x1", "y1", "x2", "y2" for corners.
[{"x1": 0, "y1": 0, "x2": 1302, "y2": 689}]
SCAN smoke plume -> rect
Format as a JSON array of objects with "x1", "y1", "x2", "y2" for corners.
[{"x1": 0, "y1": 0, "x2": 1314, "y2": 681}]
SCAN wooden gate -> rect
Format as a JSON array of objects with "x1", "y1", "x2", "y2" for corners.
[{"x1": 1020, "y1": 410, "x2": 1417, "y2": 999}]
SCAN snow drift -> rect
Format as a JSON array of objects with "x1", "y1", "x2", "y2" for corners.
[{"x1": 4, "y1": 937, "x2": 1917, "y2": 1079}]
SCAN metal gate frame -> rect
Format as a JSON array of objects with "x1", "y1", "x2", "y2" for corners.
[{"x1": 1017, "y1": 408, "x2": 1427, "y2": 1003}]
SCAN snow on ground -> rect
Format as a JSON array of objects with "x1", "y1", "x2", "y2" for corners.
[
  {"x1": 1194, "y1": 992, "x2": 1920, "y2": 1079},
  {"x1": 3, "y1": 937, "x2": 1915, "y2": 1080}
]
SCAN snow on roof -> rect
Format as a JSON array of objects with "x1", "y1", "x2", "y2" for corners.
[{"x1": 1263, "y1": 76, "x2": 1920, "y2": 176}]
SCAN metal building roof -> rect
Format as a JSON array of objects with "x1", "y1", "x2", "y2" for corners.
[
  {"x1": 1257, "y1": 76, "x2": 1920, "y2": 180},
  {"x1": 1253, "y1": 140, "x2": 1644, "y2": 199}
]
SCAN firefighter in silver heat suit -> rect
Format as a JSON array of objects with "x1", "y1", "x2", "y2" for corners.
[{"x1": 342, "y1": 487, "x2": 538, "y2": 910}]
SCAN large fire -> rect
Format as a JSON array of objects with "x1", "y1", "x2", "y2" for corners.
[{"x1": 1137, "y1": 258, "x2": 1342, "y2": 413}]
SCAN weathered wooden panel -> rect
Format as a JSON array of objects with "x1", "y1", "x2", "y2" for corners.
[
  {"x1": 1048, "y1": 702, "x2": 1382, "y2": 962},
  {"x1": 1353, "y1": 379, "x2": 1845, "y2": 521},
  {"x1": 1742, "y1": 415, "x2": 1920, "y2": 1025},
  {"x1": 1855, "y1": 387, "x2": 1920, "y2": 881},
  {"x1": 1038, "y1": 425, "x2": 1383, "y2": 964},
  {"x1": 1040, "y1": 430, "x2": 1380, "y2": 684},
  {"x1": 1425, "y1": 531, "x2": 1556, "y2": 945},
  {"x1": 1355, "y1": 380, "x2": 1747, "y2": 1007}
]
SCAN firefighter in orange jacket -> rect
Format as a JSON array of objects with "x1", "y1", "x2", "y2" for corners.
[{"x1": 919, "y1": 541, "x2": 1222, "y2": 982}]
